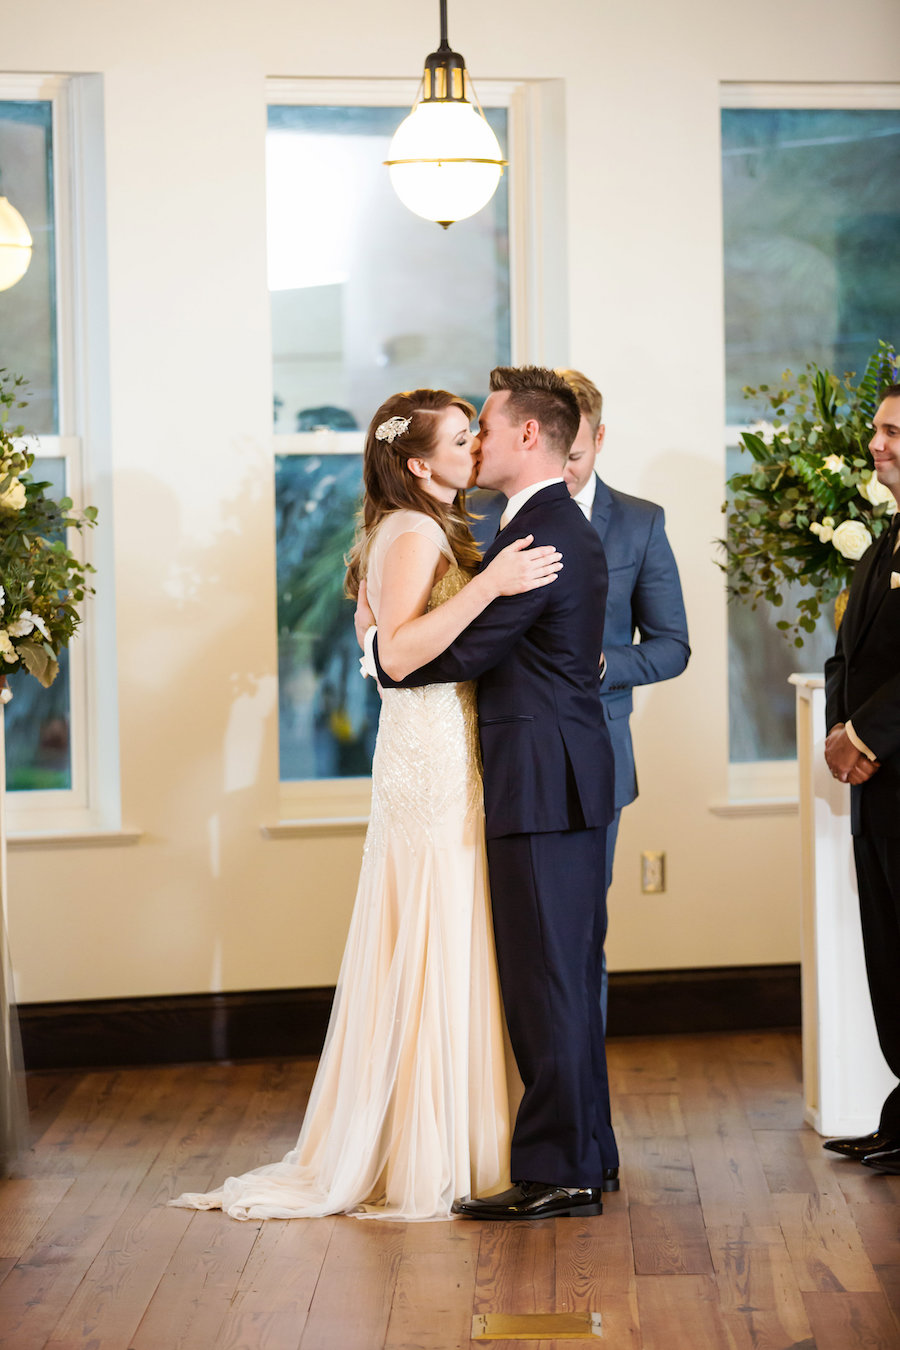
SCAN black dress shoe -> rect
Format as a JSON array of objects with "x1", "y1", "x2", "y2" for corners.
[
  {"x1": 451, "y1": 1181, "x2": 603, "y2": 1220},
  {"x1": 602, "y1": 1167, "x2": 620, "y2": 1192},
  {"x1": 860, "y1": 1145, "x2": 900, "y2": 1176},
  {"x1": 822, "y1": 1130, "x2": 900, "y2": 1160}
]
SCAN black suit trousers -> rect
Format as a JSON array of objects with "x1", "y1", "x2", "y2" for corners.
[
  {"x1": 486, "y1": 826, "x2": 618, "y2": 1186},
  {"x1": 853, "y1": 834, "x2": 900, "y2": 1133}
]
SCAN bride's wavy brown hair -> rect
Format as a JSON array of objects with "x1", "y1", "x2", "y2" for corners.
[{"x1": 344, "y1": 389, "x2": 481, "y2": 598}]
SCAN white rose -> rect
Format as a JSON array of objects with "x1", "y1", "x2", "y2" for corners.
[
  {"x1": 810, "y1": 522, "x2": 833, "y2": 543},
  {"x1": 858, "y1": 474, "x2": 898, "y2": 513},
  {"x1": 831, "y1": 519, "x2": 873, "y2": 561},
  {"x1": 823, "y1": 454, "x2": 845, "y2": 475},
  {"x1": 0, "y1": 478, "x2": 26, "y2": 512},
  {"x1": 0, "y1": 631, "x2": 18, "y2": 664}
]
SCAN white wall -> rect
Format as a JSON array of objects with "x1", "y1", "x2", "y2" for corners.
[{"x1": 3, "y1": 0, "x2": 898, "y2": 1003}]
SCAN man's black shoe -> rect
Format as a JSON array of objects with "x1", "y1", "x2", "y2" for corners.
[
  {"x1": 822, "y1": 1130, "x2": 900, "y2": 1160},
  {"x1": 451, "y1": 1181, "x2": 603, "y2": 1220},
  {"x1": 860, "y1": 1146, "x2": 900, "y2": 1176},
  {"x1": 602, "y1": 1167, "x2": 620, "y2": 1192}
]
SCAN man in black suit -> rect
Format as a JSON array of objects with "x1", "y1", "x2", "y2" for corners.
[
  {"x1": 373, "y1": 367, "x2": 618, "y2": 1220},
  {"x1": 471, "y1": 370, "x2": 690, "y2": 1029},
  {"x1": 823, "y1": 382, "x2": 900, "y2": 1174}
]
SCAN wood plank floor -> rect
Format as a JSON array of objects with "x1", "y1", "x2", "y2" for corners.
[{"x1": 0, "y1": 1031, "x2": 898, "y2": 1349}]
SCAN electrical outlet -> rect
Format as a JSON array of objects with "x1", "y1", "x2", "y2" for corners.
[{"x1": 641, "y1": 851, "x2": 666, "y2": 894}]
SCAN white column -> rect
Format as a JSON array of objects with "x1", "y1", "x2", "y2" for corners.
[{"x1": 791, "y1": 674, "x2": 895, "y2": 1135}]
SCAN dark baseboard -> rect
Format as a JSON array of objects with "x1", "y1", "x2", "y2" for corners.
[
  {"x1": 18, "y1": 964, "x2": 801, "y2": 1072},
  {"x1": 18, "y1": 986, "x2": 336, "y2": 1072},
  {"x1": 604, "y1": 963, "x2": 801, "y2": 1038}
]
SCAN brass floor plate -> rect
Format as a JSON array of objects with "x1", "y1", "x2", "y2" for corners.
[{"x1": 472, "y1": 1311, "x2": 602, "y2": 1340}]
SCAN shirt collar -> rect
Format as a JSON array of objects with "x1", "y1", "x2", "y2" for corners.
[{"x1": 500, "y1": 477, "x2": 565, "y2": 529}]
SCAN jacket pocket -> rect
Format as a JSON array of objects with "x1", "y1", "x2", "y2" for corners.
[
  {"x1": 480, "y1": 714, "x2": 536, "y2": 725},
  {"x1": 605, "y1": 697, "x2": 632, "y2": 720}
]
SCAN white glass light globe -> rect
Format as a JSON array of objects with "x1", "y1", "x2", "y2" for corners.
[
  {"x1": 0, "y1": 198, "x2": 33, "y2": 291},
  {"x1": 387, "y1": 101, "x2": 504, "y2": 226}
]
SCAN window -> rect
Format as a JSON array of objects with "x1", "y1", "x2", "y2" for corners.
[
  {"x1": 0, "y1": 74, "x2": 112, "y2": 833},
  {"x1": 722, "y1": 86, "x2": 900, "y2": 793},
  {"x1": 268, "y1": 79, "x2": 565, "y2": 818}
]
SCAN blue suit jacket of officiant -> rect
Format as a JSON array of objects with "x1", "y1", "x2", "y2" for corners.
[
  {"x1": 470, "y1": 476, "x2": 690, "y2": 810},
  {"x1": 374, "y1": 482, "x2": 616, "y2": 840}
]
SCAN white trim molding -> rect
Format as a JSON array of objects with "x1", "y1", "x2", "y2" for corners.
[
  {"x1": 722, "y1": 82, "x2": 900, "y2": 110},
  {"x1": 2, "y1": 74, "x2": 117, "y2": 837}
]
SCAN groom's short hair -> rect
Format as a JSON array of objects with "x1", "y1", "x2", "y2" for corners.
[{"x1": 489, "y1": 366, "x2": 580, "y2": 459}]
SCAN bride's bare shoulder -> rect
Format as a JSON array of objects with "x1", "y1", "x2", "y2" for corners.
[{"x1": 374, "y1": 510, "x2": 449, "y2": 552}]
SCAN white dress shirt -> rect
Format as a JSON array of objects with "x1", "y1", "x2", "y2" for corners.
[{"x1": 571, "y1": 471, "x2": 597, "y2": 522}]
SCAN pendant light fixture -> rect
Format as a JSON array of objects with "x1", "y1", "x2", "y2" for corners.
[
  {"x1": 0, "y1": 176, "x2": 32, "y2": 292},
  {"x1": 385, "y1": 0, "x2": 506, "y2": 230}
]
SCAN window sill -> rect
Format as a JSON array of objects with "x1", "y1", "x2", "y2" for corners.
[
  {"x1": 261, "y1": 817, "x2": 369, "y2": 839},
  {"x1": 708, "y1": 798, "x2": 798, "y2": 818},
  {"x1": 8, "y1": 828, "x2": 143, "y2": 851}
]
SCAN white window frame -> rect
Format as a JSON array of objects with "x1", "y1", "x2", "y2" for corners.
[
  {"x1": 720, "y1": 80, "x2": 900, "y2": 810},
  {"x1": 2, "y1": 72, "x2": 118, "y2": 838},
  {"x1": 267, "y1": 76, "x2": 566, "y2": 826}
]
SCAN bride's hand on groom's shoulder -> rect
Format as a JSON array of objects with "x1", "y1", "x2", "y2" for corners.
[{"x1": 483, "y1": 535, "x2": 563, "y2": 599}]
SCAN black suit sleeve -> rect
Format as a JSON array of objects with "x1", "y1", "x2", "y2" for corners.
[
  {"x1": 824, "y1": 621, "x2": 847, "y2": 732},
  {"x1": 851, "y1": 673, "x2": 900, "y2": 762}
]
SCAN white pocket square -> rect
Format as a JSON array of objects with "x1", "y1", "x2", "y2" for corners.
[{"x1": 892, "y1": 571, "x2": 900, "y2": 589}]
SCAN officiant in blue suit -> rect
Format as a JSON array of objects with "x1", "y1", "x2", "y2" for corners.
[{"x1": 470, "y1": 369, "x2": 690, "y2": 1027}]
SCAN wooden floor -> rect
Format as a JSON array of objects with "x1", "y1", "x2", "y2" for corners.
[{"x1": 0, "y1": 1031, "x2": 898, "y2": 1349}]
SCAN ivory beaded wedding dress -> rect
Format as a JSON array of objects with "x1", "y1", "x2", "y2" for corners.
[{"x1": 171, "y1": 511, "x2": 515, "y2": 1220}]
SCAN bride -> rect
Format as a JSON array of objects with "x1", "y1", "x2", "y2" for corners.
[{"x1": 171, "y1": 388, "x2": 561, "y2": 1220}]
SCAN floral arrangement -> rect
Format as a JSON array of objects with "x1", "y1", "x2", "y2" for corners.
[
  {"x1": 719, "y1": 342, "x2": 898, "y2": 645},
  {"x1": 0, "y1": 370, "x2": 97, "y2": 698}
]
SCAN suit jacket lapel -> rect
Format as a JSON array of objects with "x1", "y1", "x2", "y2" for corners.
[
  {"x1": 844, "y1": 529, "x2": 894, "y2": 653},
  {"x1": 590, "y1": 475, "x2": 613, "y2": 539}
]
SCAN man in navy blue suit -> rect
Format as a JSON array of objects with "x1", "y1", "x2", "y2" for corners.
[
  {"x1": 472, "y1": 369, "x2": 690, "y2": 1027},
  {"x1": 372, "y1": 366, "x2": 619, "y2": 1220}
]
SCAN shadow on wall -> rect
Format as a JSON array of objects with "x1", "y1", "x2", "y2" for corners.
[{"x1": 110, "y1": 448, "x2": 360, "y2": 994}]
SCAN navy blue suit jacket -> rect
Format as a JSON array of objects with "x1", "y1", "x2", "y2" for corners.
[
  {"x1": 470, "y1": 477, "x2": 690, "y2": 809},
  {"x1": 824, "y1": 525, "x2": 900, "y2": 837},
  {"x1": 375, "y1": 483, "x2": 615, "y2": 840}
]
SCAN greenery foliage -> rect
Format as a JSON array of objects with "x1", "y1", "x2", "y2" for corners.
[
  {"x1": 719, "y1": 342, "x2": 899, "y2": 646},
  {"x1": 0, "y1": 370, "x2": 97, "y2": 688}
]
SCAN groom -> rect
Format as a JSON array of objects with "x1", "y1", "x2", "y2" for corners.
[{"x1": 372, "y1": 366, "x2": 618, "y2": 1220}]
